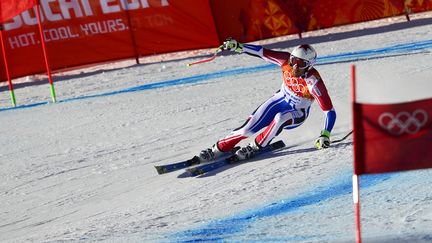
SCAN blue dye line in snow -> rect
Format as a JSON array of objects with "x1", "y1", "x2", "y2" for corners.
[
  {"x1": 1, "y1": 39, "x2": 432, "y2": 112},
  {"x1": 170, "y1": 172, "x2": 395, "y2": 242}
]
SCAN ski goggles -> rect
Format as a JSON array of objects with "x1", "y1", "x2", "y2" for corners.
[{"x1": 289, "y1": 56, "x2": 310, "y2": 69}]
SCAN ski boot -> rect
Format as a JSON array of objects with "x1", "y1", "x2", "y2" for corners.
[
  {"x1": 235, "y1": 140, "x2": 261, "y2": 161},
  {"x1": 198, "y1": 143, "x2": 224, "y2": 163}
]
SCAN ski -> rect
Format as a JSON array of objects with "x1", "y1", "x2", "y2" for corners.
[
  {"x1": 186, "y1": 140, "x2": 286, "y2": 177},
  {"x1": 154, "y1": 147, "x2": 240, "y2": 175},
  {"x1": 154, "y1": 156, "x2": 201, "y2": 174}
]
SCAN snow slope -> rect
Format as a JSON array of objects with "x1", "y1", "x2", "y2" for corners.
[{"x1": 1, "y1": 14, "x2": 432, "y2": 242}]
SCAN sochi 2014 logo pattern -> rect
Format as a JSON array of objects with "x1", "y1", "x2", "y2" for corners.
[{"x1": 378, "y1": 109, "x2": 429, "y2": 136}]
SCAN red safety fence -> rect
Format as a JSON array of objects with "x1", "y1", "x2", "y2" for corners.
[
  {"x1": 210, "y1": 0, "x2": 432, "y2": 42},
  {"x1": 0, "y1": 0, "x2": 36, "y2": 23},
  {"x1": 0, "y1": 0, "x2": 219, "y2": 80},
  {"x1": 1, "y1": 0, "x2": 432, "y2": 81}
]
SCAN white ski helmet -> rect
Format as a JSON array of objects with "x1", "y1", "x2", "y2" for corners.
[{"x1": 290, "y1": 44, "x2": 317, "y2": 70}]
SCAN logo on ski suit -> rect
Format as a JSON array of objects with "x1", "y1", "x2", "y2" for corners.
[{"x1": 282, "y1": 65, "x2": 313, "y2": 100}]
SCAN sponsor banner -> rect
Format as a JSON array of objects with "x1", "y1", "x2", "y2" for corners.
[
  {"x1": 353, "y1": 98, "x2": 432, "y2": 174},
  {"x1": 0, "y1": 0, "x2": 219, "y2": 80},
  {"x1": 1, "y1": 0, "x2": 432, "y2": 81}
]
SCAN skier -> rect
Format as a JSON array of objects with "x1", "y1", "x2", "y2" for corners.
[{"x1": 199, "y1": 38, "x2": 336, "y2": 162}]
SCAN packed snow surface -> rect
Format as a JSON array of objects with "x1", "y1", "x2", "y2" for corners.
[{"x1": 1, "y1": 14, "x2": 432, "y2": 242}]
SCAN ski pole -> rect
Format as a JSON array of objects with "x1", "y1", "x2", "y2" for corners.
[
  {"x1": 187, "y1": 45, "x2": 224, "y2": 67},
  {"x1": 333, "y1": 130, "x2": 353, "y2": 143}
]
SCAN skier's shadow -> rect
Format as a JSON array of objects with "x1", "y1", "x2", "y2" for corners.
[{"x1": 178, "y1": 141, "x2": 352, "y2": 178}]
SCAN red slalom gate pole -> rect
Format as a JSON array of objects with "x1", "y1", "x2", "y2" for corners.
[
  {"x1": 0, "y1": 25, "x2": 17, "y2": 107},
  {"x1": 35, "y1": 0, "x2": 56, "y2": 103},
  {"x1": 353, "y1": 174, "x2": 362, "y2": 243},
  {"x1": 351, "y1": 64, "x2": 362, "y2": 243},
  {"x1": 123, "y1": 1, "x2": 140, "y2": 64}
]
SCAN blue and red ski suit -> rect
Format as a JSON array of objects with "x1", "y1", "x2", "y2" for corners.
[{"x1": 216, "y1": 44, "x2": 336, "y2": 152}]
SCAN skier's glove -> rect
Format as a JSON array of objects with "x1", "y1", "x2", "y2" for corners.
[
  {"x1": 222, "y1": 37, "x2": 243, "y2": 53},
  {"x1": 314, "y1": 130, "x2": 331, "y2": 149}
]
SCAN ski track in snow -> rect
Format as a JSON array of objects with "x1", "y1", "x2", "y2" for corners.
[{"x1": 1, "y1": 15, "x2": 432, "y2": 242}]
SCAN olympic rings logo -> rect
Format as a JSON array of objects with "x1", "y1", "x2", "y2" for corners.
[
  {"x1": 283, "y1": 71, "x2": 306, "y2": 93},
  {"x1": 378, "y1": 109, "x2": 428, "y2": 136}
]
